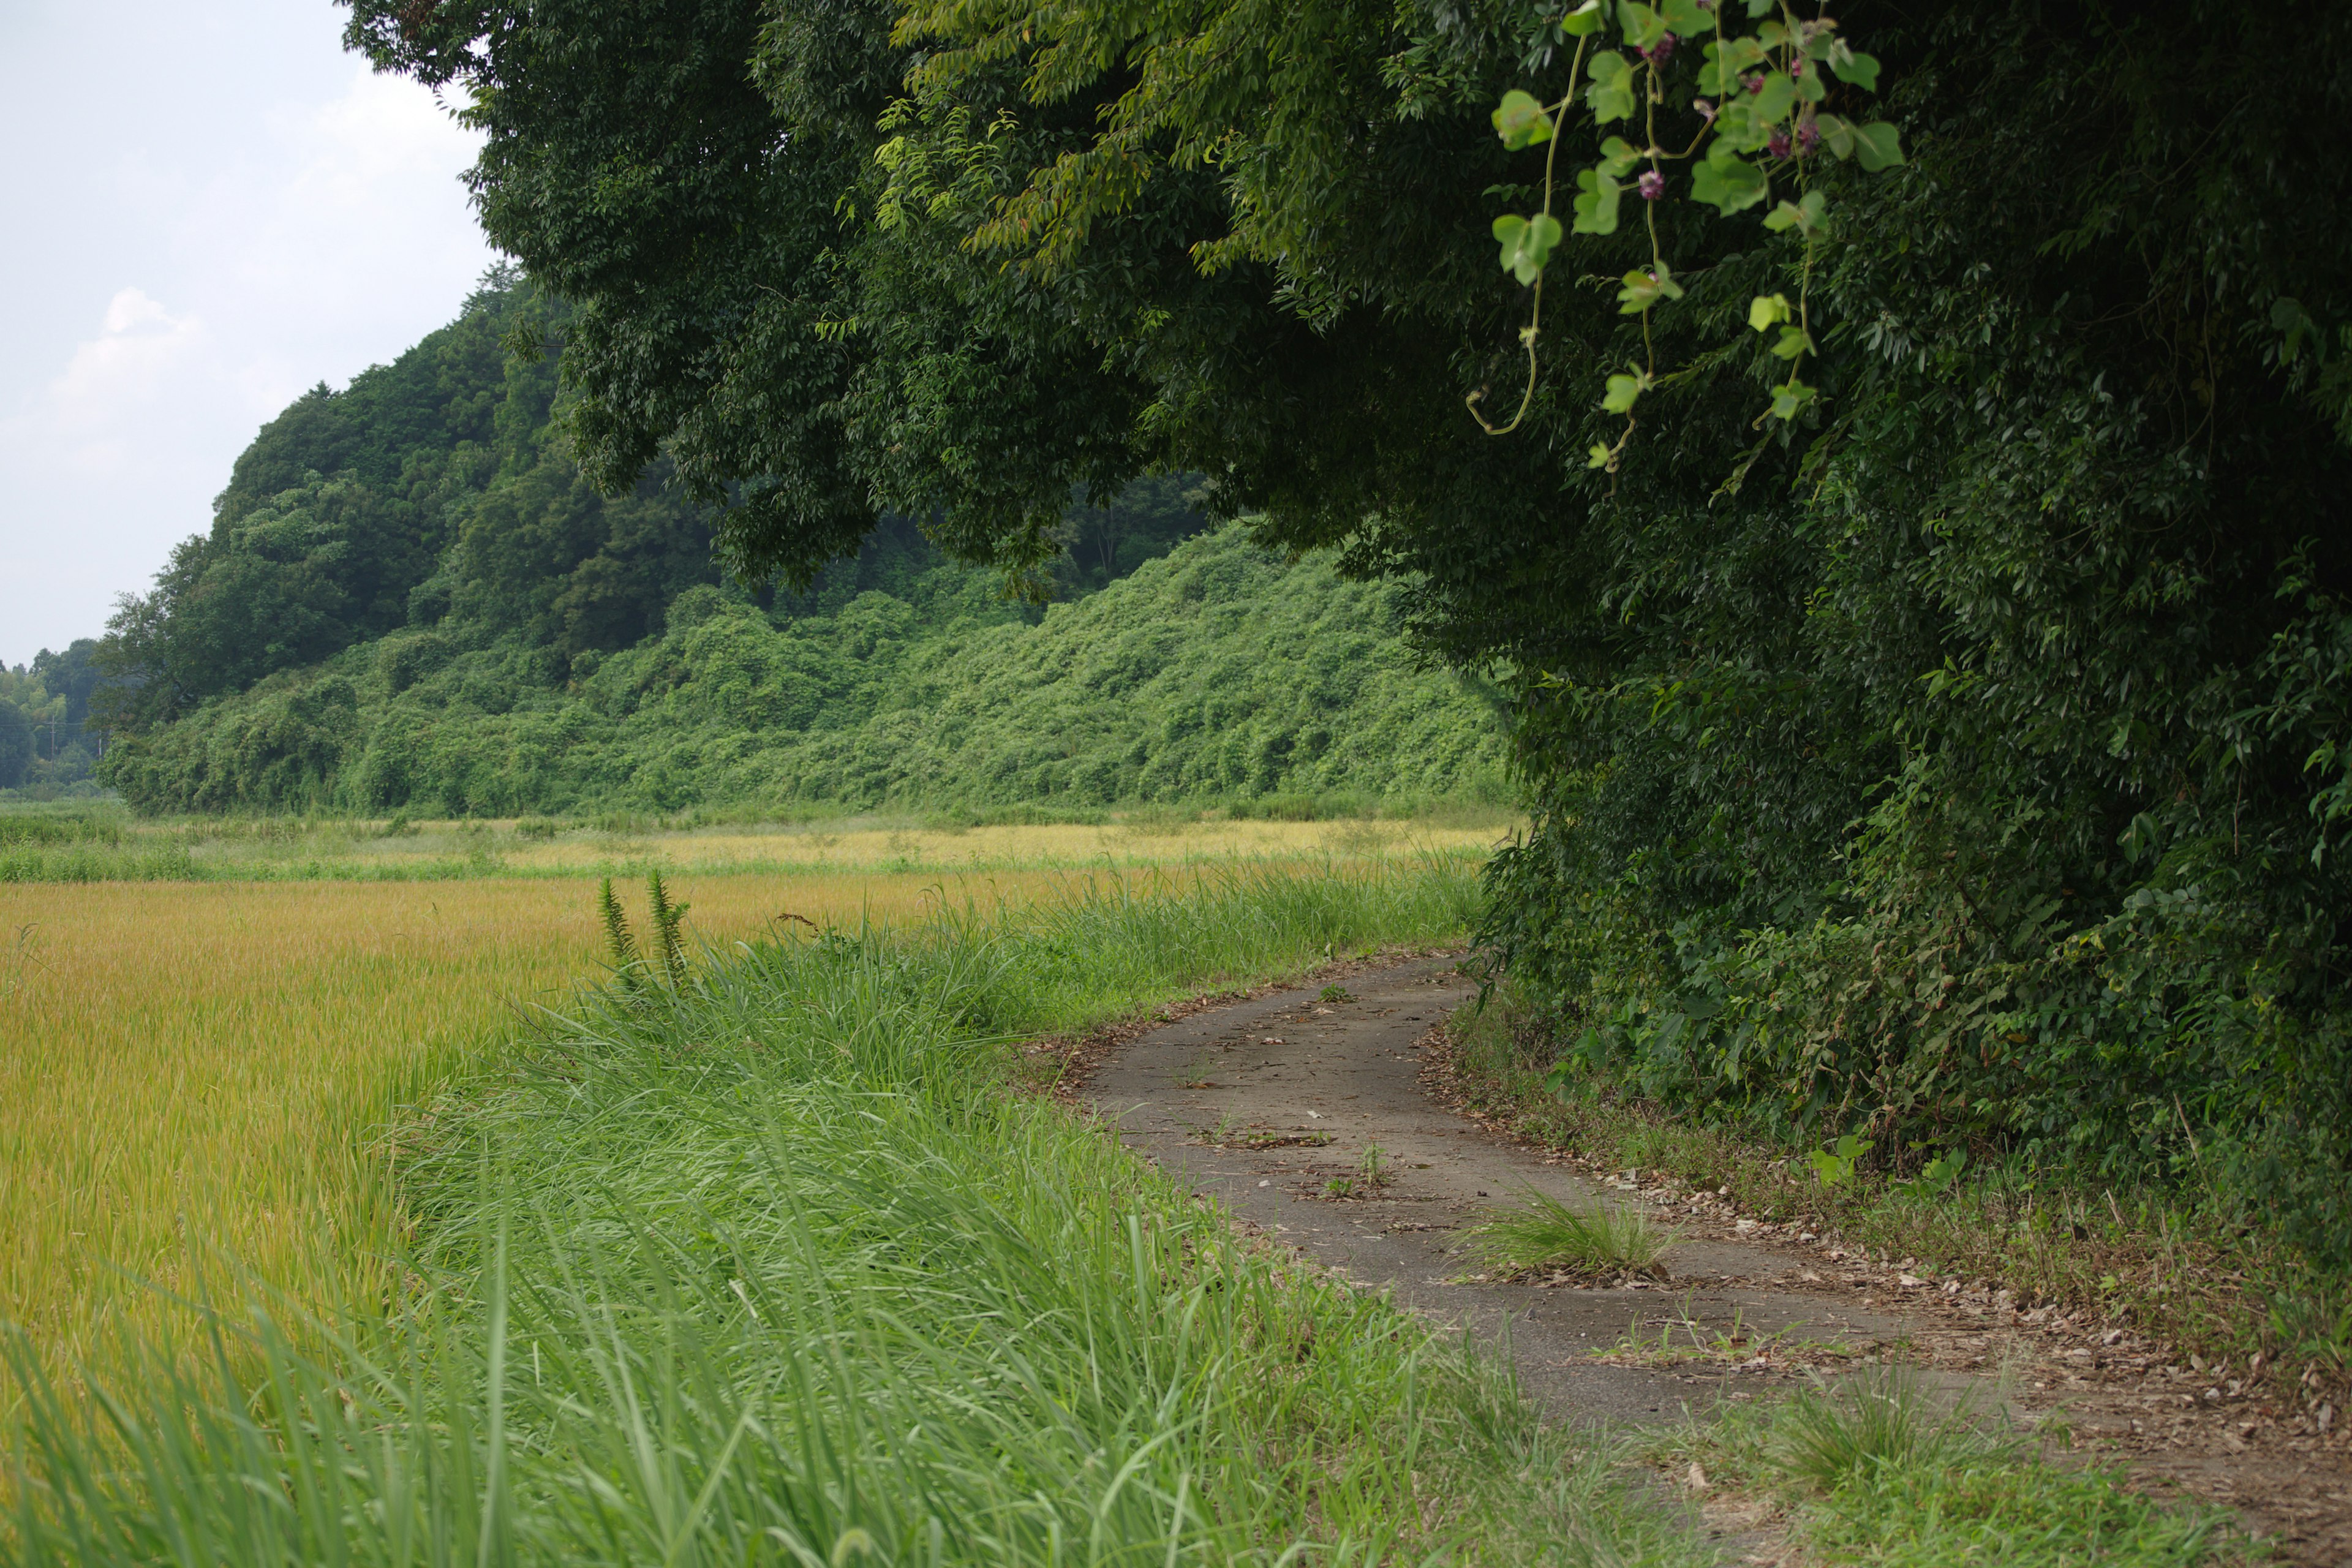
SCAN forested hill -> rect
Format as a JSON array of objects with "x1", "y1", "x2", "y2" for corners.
[
  {"x1": 94, "y1": 274, "x2": 1506, "y2": 814},
  {"x1": 102, "y1": 525, "x2": 1506, "y2": 815}
]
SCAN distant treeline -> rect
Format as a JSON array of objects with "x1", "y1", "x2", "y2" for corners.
[{"x1": 0, "y1": 642, "x2": 106, "y2": 795}]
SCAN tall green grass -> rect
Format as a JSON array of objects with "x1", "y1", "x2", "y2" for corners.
[{"x1": 5, "y1": 859, "x2": 1686, "y2": 1564}]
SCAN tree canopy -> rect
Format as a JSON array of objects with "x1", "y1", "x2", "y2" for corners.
[{"x1": 316, "y1": 0, "x2": 2351, "y2": 1259}]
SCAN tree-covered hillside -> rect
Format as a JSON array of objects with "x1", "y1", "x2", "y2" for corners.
[
  {"x1": 91, "y1": 275, "x2": 1502, "y2": 813},
  {"x1": 101, "y1": 524, "x2": 1506, "y2": 815}
]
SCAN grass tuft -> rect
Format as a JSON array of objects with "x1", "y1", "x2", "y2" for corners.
[
  {"x1": 1460, "y1": 1188, "x2": 1674, "y2": 1278},
  {"x1": 1768, "y1": 1361, "x2": 1986, "y2": 1490}
]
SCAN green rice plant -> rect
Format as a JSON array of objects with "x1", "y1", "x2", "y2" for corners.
[
  {"x1": 1460, "y1": 1188, "x2": 1674, "y2": 1278},
  {"x1": 2, "y1": 868, "x2": 1686, "y2": 1566}
]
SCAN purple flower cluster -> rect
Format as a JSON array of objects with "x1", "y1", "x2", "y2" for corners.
[
  {"x1": 1638, "y1": 170, "x2": 1666, "y2": 200},
  {"x1": 1639, "y1": 32, "x2": 1676, "y2": 65}
]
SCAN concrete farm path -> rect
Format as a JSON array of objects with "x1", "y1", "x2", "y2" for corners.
[{"x1": 1079, "y1": 954, "x2": 2352, "y2": 1563}]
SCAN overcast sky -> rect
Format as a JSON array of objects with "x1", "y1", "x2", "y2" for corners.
[{"x1": 0, "y1": 0, "x2": 496, "y2": 669}]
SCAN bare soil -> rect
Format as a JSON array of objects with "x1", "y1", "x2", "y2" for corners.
[{"x1": 1072, "y1": 955, "x2": 2352, "y2": 1564}]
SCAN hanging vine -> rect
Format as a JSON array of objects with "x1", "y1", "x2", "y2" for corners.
[{"x1": 1470, "y1": 0, "x2": 1905, "y2": 464}]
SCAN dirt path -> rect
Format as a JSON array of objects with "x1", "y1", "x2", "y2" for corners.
[{"x1": 1082, "y1": 956, "x2": 2352, "y2": 1562}]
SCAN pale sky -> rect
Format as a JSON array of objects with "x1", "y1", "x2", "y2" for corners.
[{"x1": 0, "y1": 0, "x2": 497, "y2": 669}]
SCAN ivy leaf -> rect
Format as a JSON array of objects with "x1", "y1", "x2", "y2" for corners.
[
  {"x1": 1769, "y1": 377, "x2": 1817, "y2": 420},
  {"x1": 1815, "y1": 112, "x2": 1855, "y2": 159},
  {"x1": 1597, "y1": 135, "x2": 1643, "y2": 178},
  {"x1": 1690, "y1": 149, "x2": 1769, "y2": 214},
  {"x1": 1493, "y1": 213, "x2": 1564, "y2": 284},
  {"x1": 1586, "y1": 51, "x2": 1637, "y2": 123},
  {"x1": 1744, "y1": 0, "x2": 1773, "y2": 15},
  {"x1": 1492, "y1": 89, "x2": 1555, "y2": 149},
  {"x1": 1850, "y1": 121, "x2": 1905, "y2": 170},
  {"x1": 1748, "y1": 292, "x2": 1792, "y2": 331},
  {"x1": 1561, "y1": 0, "x2": 1607, "y2": 36},
  {"x1": 1751, "y1": 69, "x2": 1796, "y2": 123},
  {"x1": 1619, "y1": 1, "x2": 1668, "y2": 48},
  {"x1": 1616, "y1": 263, "x2": 1684, "y2": 314},
  {"x1": 1660, "y1": 0, "x2": 1711, "y2": 33},
  {"x1": 1572, "y1": 169, "x2": 1623, "y2": 235},
  {"x1": 1770, "y1": 324, "x2": 1815, "y2": 360},
  {"x1": 1762, "y1": 188, "x2": 1827, "y2": 234},
  {"x1": 1795, "y1": 62, "x2": 1827, "y2": 102},
  {"x1": 1828, "y1": 43, "x2": 1882, "y2": 90},
  {"x1": 1603, "y1": 366, "x2": 1652, "y2": 413}
]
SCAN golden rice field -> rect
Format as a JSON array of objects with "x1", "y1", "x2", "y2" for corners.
[
  {"x1": 158, "y1": 813, "x2": 1503, "y2": 879},
  {"x1": 0, "y1": 867, "x2": 1089, "y2": 1373}
]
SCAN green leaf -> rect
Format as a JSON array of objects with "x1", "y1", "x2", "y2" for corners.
[
  {"x1": 1689, "y1": 152, "x2": 1768, "y2": 214},
  {"x1": 1572, "y1": 169, "x2": 1623, "y2": 235},
  {"x1": 1761, "y1": 187, "x2": 1826, "y2": 233},
  {"x1": 1586, "y1": 51, "x2": 1637, "y2": 123},
  {"x1": 1602, "y1": 366, "x2": 1651, "y2": 413},
  {"x1": 2274, "y1": 296, "x2": 2322, "y2": 364},
  {"x1": 1744, "y1": 0, "x2": 1773, "y2": 14},
  {"x1": 1587, "y1": 442, "x2": 1615, "y2": 468},
  {"x1": 1492, "y1": 212, "x2": 1564, "y2": 284},
  {"x1": 1770, "y1": 324, "x2": 1815, "y2": 360},
  {"x1": 1491, "y1": 89, "x2": 1554, "y2": 149},
  {"x1": 1561, "y1": 0, "x2": 1607, "y2": 36},
  {"x1": 1702, "y1": 36, "x2": 1766, "y2": 93},
  {"x1": 1769, "y1": 377, "x2": 1817, "y2": 420},
  {"x1": 1828, "y1": 44, "x2": 1882, "y2": 90},
  {"x1": 1660, "y1": 0, "x2": 1711, "y2": 33},
  {"x1": 1597, "y1": 135, "x2": 1643, "y2": 178},
  {"x1": 1711, "y1": 88, "x2": 1775, "y2": 153},
  {"x1": 1815, "y1": 112, "x2": 1855, "y2": 159},
  {"x1": 1795, "y1": 62, "x2": 1826, "y2": 102},
  {"x1": 1619, "y1": 1, "x2": 1668, "y2": 49},
  {"x1": 1747, "y1": 292, "x2": 1792, "y2": 331},
  {"x1": 1752, "y1": 69, "x2": 1796, "y2": 123},
  {"x1": 1615, "y1": 264, "x2": 1684, "y2": 314},
  {"x1": 1850, "y1": 120, "x2": 1904, "y2": 170}
]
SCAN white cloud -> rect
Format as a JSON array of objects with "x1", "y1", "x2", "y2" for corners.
[
  {"x1": 47, "y1": 287, "x2": 207, "y2": 442},
  {"x1": 0, "y1": 3, "x2": 498, "y2": 664}
]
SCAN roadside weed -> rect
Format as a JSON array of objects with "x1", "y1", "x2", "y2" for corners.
[
  {"x1": 1653, "y1": 1363, "x2": 2243, "y2": 1567},
  {"x1": 1462, "y1": 1188, "x2": 1674, "y2": 1277}
]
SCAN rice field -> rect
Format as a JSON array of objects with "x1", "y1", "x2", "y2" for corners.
[{"x1": 0, "y1": 867, "x2": 1087, "y2": 1372}]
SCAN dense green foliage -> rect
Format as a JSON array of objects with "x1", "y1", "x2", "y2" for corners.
[
  {"x1": 6, "y1": 865, "x2": 1695, "y2": 1565},
  {"x1": 102, "y1": 524, "x2": 1506, "y2": 814},
  {"x1": 334, "y1": 0, "x2": 2352, "y2": 1262},
  {"x1": 91, "y1": 273, "x2": 1493, "y2": 815},
  {"x1": 0, "y1": 643, "x2": 105, "y2": 794}
]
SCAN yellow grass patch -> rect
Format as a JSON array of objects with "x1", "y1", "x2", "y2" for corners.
[{"x1": 0, "y1": 870, "x2": 1068, "y2": 1371}]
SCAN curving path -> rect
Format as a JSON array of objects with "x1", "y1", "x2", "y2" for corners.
[{"x1": 1082, "y1": 956, "x2": 2352, "y2": 1561}]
